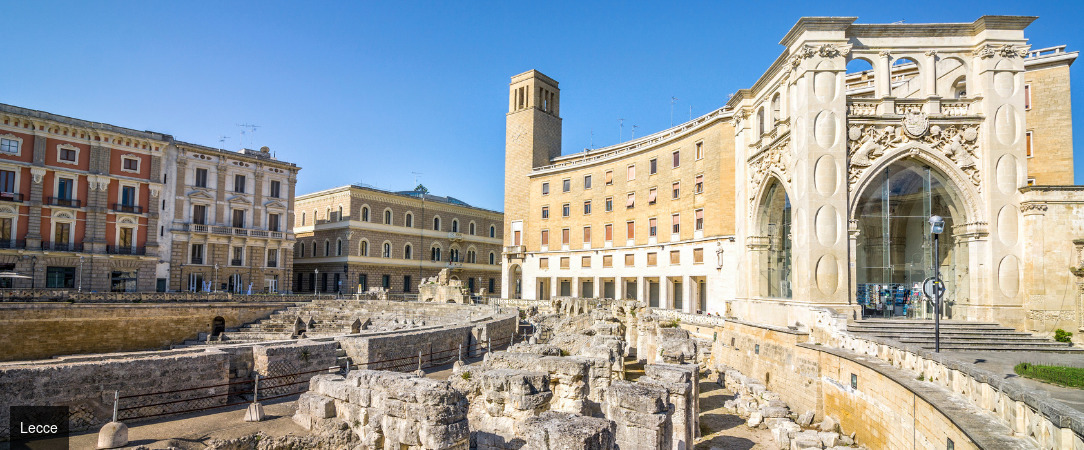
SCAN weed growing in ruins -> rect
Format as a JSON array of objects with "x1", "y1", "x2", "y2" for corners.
[
  {"x1": 560, "y1": 349, "x2": 570, "y2": 356},
  {"x1": 460, "y1": 371, "x2": 471, "y2": 380},
  {"x1": 917, "y1": 372, "x2": 925, "y2": 381},
  {"x1": 1055, "y1": 329, "x2": 1073, "y2": 343},
  {"x1": 1015, "y1": 362, "x2": 1084, "y2": 388},
  {"x1": 300, "y1": 349, "x2": 311, "y2": 362},
  {"x1": 659, "y1": 319, "x2": 680, "y2": 328}
]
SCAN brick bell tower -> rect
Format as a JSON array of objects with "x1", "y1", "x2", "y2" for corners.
[{"x1": 502, "y1": 70, "x2": 561, "y2": 297}]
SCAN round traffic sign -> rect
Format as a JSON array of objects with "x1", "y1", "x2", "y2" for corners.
[{"x1": 922, "y1": 277, "x2": 945, "y2": 298}]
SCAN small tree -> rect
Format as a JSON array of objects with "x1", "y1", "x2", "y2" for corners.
[{"x1": 1054, "y1": 329, "x2": 1073, "y2": 343}]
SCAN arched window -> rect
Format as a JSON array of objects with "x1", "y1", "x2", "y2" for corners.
[
  {"x1": 433, "y1": 217, "x2": 441, "y2": 231},
  {"x1": 489, "y1": 252, "x2": 495, "y2": 265},
  {"x1": 758, "y1": 180, "x2": 791, "y2": 299},
  {"x1": 384, "y1": 209, "x2": 392, "y2": 225},
  {"x1": 404, "y1": 244, "x2": 412, "y2": 260},
  {"x1": 324, "y1": 240, "x2": 331, "y2": 256},
  {"x1": 431, "y1": 246, "x2": 441, "y2": 261},
  {"x1": 360, "y1": 240, "x2": 369, "y2": 256},
  {"x1": 467, "y1": 250, "x2": 476, "y2": 263},
  {"x1": 299, "y1": 243, "x2": 305, "y2": 258},
  {"x1": 382, "y1": 242, "x2": 391, "y2": 258},
  {"x1": 301, "y1": 212, "x2": 306, "y2": 226},
  {"x1": 338, "y1": 205, "x2": 343, "y2": 221},
  {"x1": 362, "y1": 206, "x2": 370, "y2": 222},
  {"x1": 452, "y1": 219, "x2": 459, "y2": 233},
  {"x1": 405, "y1": 213, "x2": 413, "y2": 228},
  {"x1": 490, "y1": 225, "x2": 496, "y2": 238},
  {"x1": 757, "y1": 107, "x2": 765, "y2": 136},
  {"x1": 311, "y1": 240, "x2": 316, "y2": 256},
  {"x1": 336, "y1": 238, "x2": 343, "y2": 256},
  {"x1": 449, "y1": 248, "x2": 460, "y2": 262},
  {"x1": 770, "y1": 93, "x2": 781, "y2": 126},
  {"x1": 469, "y1": 222, "x2": 476, "y2": 235}
]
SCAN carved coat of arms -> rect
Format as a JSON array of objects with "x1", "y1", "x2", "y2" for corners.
[{"x1": 902, "y1": 111, "x2": 929, "y2": 138}]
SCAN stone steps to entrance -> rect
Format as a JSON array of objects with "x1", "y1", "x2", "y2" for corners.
[{"x1": 848, "y1": 319, "x2": 1083, "y2": 353}]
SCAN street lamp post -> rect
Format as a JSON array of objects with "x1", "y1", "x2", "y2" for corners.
[
  {"x1": 929, "y1": 215, "x2": 945, "y2": 353},
  {"x1": 78, "y1": 256, "x2": 84, "y2": 293},
  {"x1": 214, "y1": 264, "x2": 219, "y2": 293},
  {"x1": 314, "y1": 268, "x2": 319, "y2": 296}
]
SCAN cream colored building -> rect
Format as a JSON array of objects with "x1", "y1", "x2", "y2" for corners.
[{"x1": 504, "y1": 16, "x2": 1084, "y2": 336}]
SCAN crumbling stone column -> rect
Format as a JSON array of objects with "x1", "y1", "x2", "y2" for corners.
[
  {"x1": 604, "y1": 381, "x2": 671, "y2": 450},
  {"x1": 641, "y1": 363, "x2": 699, "y2": 450},
  {"x1": 523, "y1": 412, "x2": 615, "y2": 450}
]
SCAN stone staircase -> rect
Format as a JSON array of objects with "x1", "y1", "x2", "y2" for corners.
[{"x1": 847, "y1": 319, "x2": 1083, "y2": 352}]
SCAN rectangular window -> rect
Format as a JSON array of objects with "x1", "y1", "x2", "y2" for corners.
[
  {"x1": 562, "y1": 203, "x2": 570, "y2": 217},
  {"x1": 560, "y1": 257, "x2": 569, "y2": 269},
  {"x1": 57, "y1": 178, "x2": 73, "y2": 200},
  {"x1": 46, "y1": 267, "x2": 75, "y2": 288},
  {"x1": 672, "y1": 181, "x2": 680, "y2": 199},
  {"x1": 270, "y1": 180, "x2": 281, "y2": 198},
  {"x1": 624, "y1": 254, "x2": 634, "y2": 267},
  {"x1": 121, "y1": 186, "x2": 136, "y2": 206},
  {"x1": 695, "y1": 174, "x2": 704, "y2": 194},
  {"x1": 232, "y1": 246, "x2": 244, "y2": 266},
  {"x1": 382, "y1": 275, "x2": 391, "y2": 289},
  {"x1": 269, "y1": 213, "x2": 280, "y2": 232},
  {"x1": 626, "y1": 192, "x2": 635, "y2": 208},
  {"x1": 539, "y1": 258, "x2": 549, "y2": 269},
  {"x1": 232, "y1": 209, "x2": 245, "y2": 228},
  {"x1": 670, "y1": 250, "x2": 680, "y2": 265},
  {"x1": 0, "y1": 217, "x2": 10, "y2": 241},
  {"x1": 195, "y1": 168, "x2": 208, "y2": 188},
  {"x1": 267, "y1": 249, "x2": 278, "y2": 267},
  {"x1": 192, "y1": 204, "x2": 207, "y2": 225},
  {"x1": 626, "y1": 221, "x2": 635, "y2": 240},
  {"x1": 582, "y1": 256, "x2": 591, "y2": 268},
  {"x1": 583, "y1": 200, "x2": 591, "y2": 215},
  {"x1": 605, "y1": 170, "x2": 613, "y2": 185},
  {"x1": 648, "y1": 188, "x2": 657, "y2": 205},
  {"x1": 627, "y1": 164, "x2": 635, "y2": 181},
  {"x1": 561, "y1": 228, "x2": 570, "y2": 245},
  {"x1": 695, "y1": 141, "x2": 704, "y2": 160},
  {"x1": 649, "y1": 218, "x2": 657, "y2": 236},
  {"x1": 1027, "y1": 177, "x2": 1037, "y2": 186},
  {"x1": 605, "y1": 197, "x2": 613, "y2": 212},
  {"x1": 1026, "y1": 131, "x2": 1034, "y2": 158},
  {"x1": 650, "y1": 158, "x2": 657, "y2": 175},
  {"x1": 403, "y1": 275, "x2": 411, "y2": 293},
  {"x1": 0, "y1": 138, "x2": 18, "y2": 154},
  {"x1": 542, "y1": 182, "x2": 549, "y2": 195},
  {"x1": 584, "y1": 175, "x2": 592, "y2": 189},
  {"x1": 541, "y1": 206, "x2": 549, "y2": 219},
  {"x1": 0, "y1": 170, "x2": 15, "y2": 194},
  {"x1": 672, "y1": 214, "x2": 680, "y2": 234},
  {"x1": 191, "y1": 243, "x2": 204, "y2": 264},
  {"x1": 54, "y1": 222, "x2": 70, "y2": 244},
  {"x1": 583, "y1": 226, "x2": 591, "y2": 244},
  {"x1": 1024, "y1": 84, "x2": 1032, "y2": 110},
  {"x1": 694, "y1": 248, "x2": 704, "y2": 264},
  {"x1": 695, "y1": 209, "x2": 704, "y2": 231},
  {"x1": 234, "y1": 174, "x2": 246, "y2": 193},
  {"x1": 603, "y1": 255, "x2": 613, "y2": 267},
  {"x1": 122, "y1": 157, "x2": 139, "y2": 172},
  {"x1": 672, "y1": 151, "x2": 680, "y2": 168},
  {"x1": 647, "y1": 252, "x2": 657, "y2": 266},
  {"x1": 119, "y1": 227, "x2": 133, "y2": 248},
  {"x1": 541, "y1": 230, "x2": 549, "y2": 246},
  {"x1": 605, "y1": 224, "x2": 613, "y2": 242},
  {"x1": 59, "y1": 148, "x2": 77, "y2": 162},
  {"x1": 562, "y1": 179, "x2": 571, "y2": 192}
]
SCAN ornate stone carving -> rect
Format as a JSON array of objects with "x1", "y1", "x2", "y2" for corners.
[
  {"x1": 30, "y1": 167, "x2": 46, "y2": 184},
  {"x1": 847, "y1": 123, "x2": 981, "y2": 189},
  {"x1": 1020, "y1": 203, "x2": 1048, "y2": 214},
  {"x1": 149, "y1": 186, "x2": 161, "y2": 198},
  {"x1": 790, "y1": 43, "x2": 853, "y2": 68},
  {"x1": 747, "y1": 138, "x2": 792, "y2": 204},
  {"x1": 902, "y1": 111, "x2": 929, "y2": 138},
  {"x1": 973, "y1": 44, "x2": 1030, "y2": 59}
]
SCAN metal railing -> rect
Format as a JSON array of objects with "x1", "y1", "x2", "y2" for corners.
[
  {"x1": 41, "y1": 241, "x2": 82, "y2": 252},
  {"x1": 107, "y1": 245, "x2": 146, "y2": 255},
  {"x1": 0, "y1": 192, "x2": 23, "y2": 203},
  {"x1": 0, "y1": 239, "x2": 25, "y2": 249},
  {"x1": 47, "y1": 197, "x2": 81, "y2": 208},
  {"x1": 180, "y1": 223, "x2": 288, "y2": 239},
  {"x1": 113, "y1": 203, "x2": 144, "y2": 214}
]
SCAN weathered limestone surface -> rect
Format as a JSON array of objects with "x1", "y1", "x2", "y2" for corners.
[
  {"x1": 523, "y1": 412, "x2": 616, "y2": 450},
  {"x1": 295, "y1": 371, "x2": 470, "y2": 449},
  {"x1": 604, "y1": 381, "x2": 670, "y2": 450},
  {"x1": 450, "y1": 368, "x2": 552, "y2": 449},
  {"x1": 640, "y1": 363, "x2": 699, "y2": 450}
]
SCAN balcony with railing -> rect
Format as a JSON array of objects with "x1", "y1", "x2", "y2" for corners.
[
  {"x1": 846, "y1": 98, "x2": 977, "y2": 118},
  {"x1": 231, "y1": 259, "x2": 243, "y2": 266},
  {"x1": 0, "y1": 240, "x2": 26, "y2": 249},
  {"x1": 42, "y1": 241, "x2": 83, "y2": 252},
  {"x1": 267, "y1": 260, "x2": 278, "y2": 268},
  {"x1": 0, "y1": 192, "x2": 24, "y2": 203},
  {"x1": 113, "y1": 203, "x2": 144, "y2": 214},
  {"x1": 47, "y1": 197, "x2": 81, "y2": 208},
  {"x1": 107, "y1": 245, "x2": 146, "y2": 255},
  {"x1": 178, "y1": 223, "x2": 288, "y2": 240}
]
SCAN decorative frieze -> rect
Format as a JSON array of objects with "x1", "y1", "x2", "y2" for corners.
[{"x1": 847, "y1": 122, "x2": 981, "y2": 190}]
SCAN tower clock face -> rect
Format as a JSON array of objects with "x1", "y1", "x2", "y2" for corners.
[{"x1": 509, "y1": 124, "x2": 528, "y2": 144}]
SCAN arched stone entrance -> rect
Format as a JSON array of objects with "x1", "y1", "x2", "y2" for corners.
[
  {"x1": 852, "y1": 158, "x2": 969, "y2": 319},
  {"x1": 756, "y1": 178, "x2": 793, "y2": 299},
  {"x1": 508, "y1": 264, "x2": 522, "y2": 299}
]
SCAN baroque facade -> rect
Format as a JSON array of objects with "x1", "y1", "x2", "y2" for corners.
[
  {"x1": 293, "y1": 184, "x2": 503, "y2": 296},
  {"x1": 161, "y1": 142, "x2": 299, "y2": 293},
  {"x1": 503, "y1": 16, "x2": 1082, "y2": 335}
]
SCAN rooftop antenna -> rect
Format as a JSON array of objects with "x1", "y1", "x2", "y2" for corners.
[
  {"x1": 689, "y1": 105, "x2": 693, "y2": 121},
  {"x1": 631, "y1": 125, "x2": 639, "y2": 139},
  {"x1": 670, "y1": 97, "x2": 678, "y2": 127},
  {"x1": 618, "y1": 118, "x2": 624, "y2": 142},
  {"x1": 891, "y1": 20, "x2": 905, "y2": 24},
  {"x1": 411, "y1": 171, "x2": 423, "y2": 186},
  {"x1": 218, "y1": 135, "x2": 231, "y2": 149},
  {"x1": 590, "y1": 129, "x2": 594, "y2": 149},
  {"x1": 237, "y1": 123, "x2": 261, "y2": 149}
]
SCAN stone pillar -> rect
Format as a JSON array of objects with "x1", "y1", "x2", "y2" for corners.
[
  {"x1": 604, "y1": 381, "x2": 670, "y2": 450},
  {"x1": 683, "y1": 275, "x2": 694, "y2": 313},
  {"x1": 615, "y1": 277, "x2": 624, "y2": 301},
  {"x1": 642, "y1": 363, "x2": 698, "y2": 450},
  {"x1": 571, "y1": 276, "x2": 579, "y2": 297},
  {"x1": 636, "y1": 276, "x2": 645, "y2": 304},
  {"x1": 215, "y1": 162, "x2": 227, "y2": 225},
  {"x1": 659, "y1": 277, "x2": 670, "y2": 310},
  {"x1": 524, "y1": 412, "x2": 615, "y2": 450},
  {"x1": 252, "y1": 168, "x2": 264, "y2": 228}
]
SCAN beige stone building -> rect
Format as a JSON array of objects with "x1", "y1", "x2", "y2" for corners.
[
  {"x1": 293, "y1": 184, "x2": 503, "y2": 295},
  {"x1": 504, "y1": 16, "x2": 1084, "y2": 335},
  {"x1": 161, "y1": 142, "x2": 299, "y2": 293}
]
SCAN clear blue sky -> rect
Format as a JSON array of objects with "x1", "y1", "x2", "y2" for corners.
[{"x1": 2, "y1": 1, "x2": 1081, "y2": 211}]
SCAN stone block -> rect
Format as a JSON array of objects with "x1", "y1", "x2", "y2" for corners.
[
  {"x1": 96, "y1": 421, "x2": 128, "y2": 449},
  {"x1": 791, "y1": 430, "x2": 822, "y2": 449},
  {"x1": 819, "y1": 431, "x2": 839, "y2": 447},
  {"x1": 747, "y1": 411, "x2": 764, "y2": 428},
  {"x1": 797, "y1": 411, "x2": 815, "y2": 427},
  {"x1": 524, "y1": 412, "x2": 615, "y2": 450},
  {"x1": 761, "y1": 406, "x2": 789, "y2": 418}
]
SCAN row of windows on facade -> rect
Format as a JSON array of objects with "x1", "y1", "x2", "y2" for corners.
[
  {"x1": 296, "y1": 272, "x2": 496, "y2": 295},
  {"x1": 0, "y1": 139, "x2": 142, "y2": 171},
  {"x1": 300, "y1": 207, "x2": 497, "y2": 237},
  {"x1": 0, "y1": 218, "x2": 140, "y2": 250},
  {"x1": 188, "y1": 244, "x2": 282, "y2": 267},
  {"x1": 541, "y1": 144, "x2": 704, "y2": 197},
  {"x1": 538, "y1": 248, "x2": 707, "y2": 270},
  {"x1": 296, "y1": 239, "x2": 498, "y2": 264},
  {"x1": 542, "y1": 175, "x2": 705, "y2": 219},
  {"x1": 538, "y1": 210, "x2": 705, "y2": 247},
  {"x1": 190, "y1": 204, "x2": 284, "y2": 231},
  {"x1": 30, "y1": 266, "x2": 140, "y2": 291},
  {"x1": 190, "y1": 168, "x2": 283, "y2": 198},
  {"x1": 0, "y1": 168, "x2": 141, "y2": 207}
]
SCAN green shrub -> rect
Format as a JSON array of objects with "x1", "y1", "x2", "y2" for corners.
[
  {"x1": 917, "y1": 372, "x2": 925, "y2": 381},
  {"x1": 1015, "y1": 362, "x2": 1084, "y2": 388},
  {"x1": 659, "y1": 319, "x2": 680, "y2": 328},
  {"x1": 1055, "y1": 329, "x2": 1073, "y2": 343},
  {"x1": 460, "y1": 371, "x2": 471, "y2": 381}
]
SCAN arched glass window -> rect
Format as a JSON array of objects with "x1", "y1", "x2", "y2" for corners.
[
  {"x1": 360, "y1": 240, "x2": 369, "y2": 256},
  {"x1": 405, "y1": 213, "x2": 413, "y2": 228},
  {"x1": 336, "y1": 239, "x2": 343, "y2": 256},
  {"x1": 384, "y1": 210, "x2": 392, "y2": 225},
  {"x1": 324, "y1": 240, "x2": 331, "y2": 256},
  {"x1": 433, "y1": 217, "x2": 441, "y2": 231},
  {"x1": 404, "y1": 244, "x2": 412, "y2": 260},
  {"x1": 452, "y1": 220, "x2": 459, "y2": 233},
  {"x1": 469, "y1": 222, "x2": 476, "y2": 235},
  {"x1": 489, "y1": 252, "x2": 495, "y2": 265},
  {"x1": 362, "y1": 206, "x2": 370, "y2": 222},
  {"x1": 758, "y1": 180, "x2": 791, "y2": 299},
  {"x1": 431, "y1": 246, "x2": 441, "y2": 261},
  {"x1": 382, "y1": 242, "x2": 391, "y2": 258},
  {"x1": 311, "y1": 241, "x2": 316, "y2": 256},
  {"x1": 490, "y1": 225, "x2": 496, "y2": 238}
]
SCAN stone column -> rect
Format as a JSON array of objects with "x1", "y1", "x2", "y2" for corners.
[
  {"x1": 252, "y1": 168, "x2": 264, "y2": 228},
  {"x1": 636, "y1": 276, "x2": 645, "y2": 304},
  {"x1": 659, "y1": 277, "x2": 670, "y2": 310},
  {"x1": 571, "y1": 276, "x2": 579, "y2": 297},
  {"x1": 25, "y1": 131, "x2": 47, "y2": 247},
  {"x1": 215, "y1": 162, "x2": 227, "y2": 225},
  {"x1": 615, "y1": 277, "x2": 624, "y2": 301},
  {"x1": 683, "y1": 275, "x2": 694, "y2": 313}
]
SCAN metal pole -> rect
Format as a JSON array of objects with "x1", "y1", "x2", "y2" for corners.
[
  {"x1": 417, "y1": 350, "x2": 423, "y2": 372},
  {"x1": 253, "y1": 374, "x2": 260, "y2": 403},
  {"x1": 458, "y1": 344, "x2": 462, "y2": 362},
  {"x1": 112, "y1": 390, "x2": 119, "y2": 422},
  {"x1": 934, "y1": 232, "x2": 940, "y2": 353}
]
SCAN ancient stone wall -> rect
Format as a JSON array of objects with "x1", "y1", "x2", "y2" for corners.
[
  {"x1": 253, "y1": 340, "x2": 339, "y2": 397},
  {"x1": 0, "y1": 302, "x2": 291, "y2": 361}
]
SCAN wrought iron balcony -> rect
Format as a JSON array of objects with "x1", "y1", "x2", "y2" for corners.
[
  {"x1": 0, "y1": 240, "x2": 26, "y2": 249},
  {"x1": 191, "y1": 256, "x2": 204, "y2": 264},
  {"x1": 107, "y1": 245, "x2": 146, "y2": 255},
  {"x1": 231, "y1": 259, "x2": 244, "y2": 266},
  {"x1": 267, "y1": 260, "x2": 278, "y2": 268},
  {"x1": 42, "y1": 241, "x2": 83, "y2": 252},
  {"x1": 48, "y1": 197, "x2": 81, "y2": 208},
  {"x1": 0, "y1": 192, "x2": 23, "y2": 203},
  {"x1": 113, "y1": 203, "x2": 144, "y2": 214}
]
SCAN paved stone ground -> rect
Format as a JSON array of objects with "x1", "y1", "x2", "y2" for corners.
[
  {"x1": 695, "y1": 375, "x2": 772, "y2": 450},
  {"x1": 948, "y1": 350, "x2": 1084, "y2": 413},
  {"x1": 68, "y1": 396, "x2": 306, "y2": 449}
]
